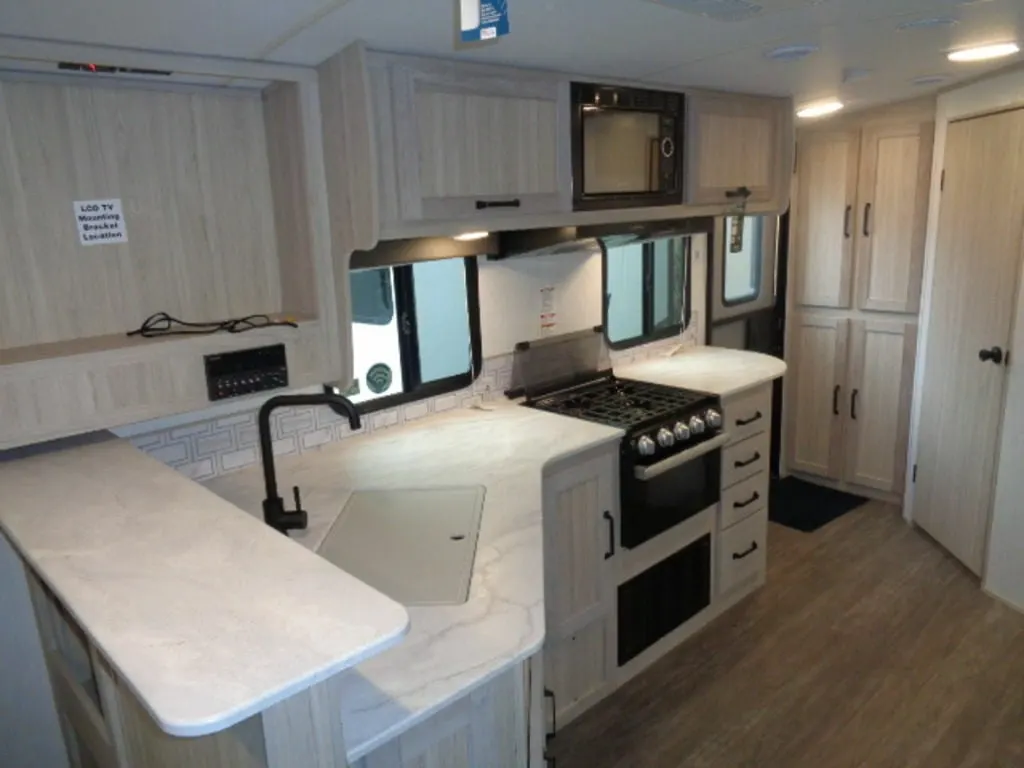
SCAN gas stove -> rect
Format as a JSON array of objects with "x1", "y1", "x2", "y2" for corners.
[{"x1": 526, "y1": 376, "x2": 723, "y2": 464}]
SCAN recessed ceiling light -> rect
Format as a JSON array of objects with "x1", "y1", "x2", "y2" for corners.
[
  {"x1": 912, "y1": 74, "x2": 951, "y2": 86},
  {"x1": 897, "y1": 17, "x2": 958, "y2": 31},
  {"x1": 453, "y1": 231, "x2": 490, "y2": 242},
  {"x1": 948, "y1": 42, "x2": 1020, "y2": 62},
  {"x1": 765, "y1": 44, "x2": 819, "y2": 62},
  {"x1": 842, "y1": 67, "x2": 873, "y2": 83},
  {"x1": 797, "y1": 100, "x2": 845, "y2": 118}
]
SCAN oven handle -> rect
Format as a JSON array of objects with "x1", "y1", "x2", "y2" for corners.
[{"x1": 633, "y1": 433, "x2": 730, "y2": 481}]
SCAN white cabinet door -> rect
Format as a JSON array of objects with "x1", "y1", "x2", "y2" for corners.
[
  {"x1": 791, "y1": 131, "x2": 860, "y2": 308},
  {"x1": 844, "y1": 319, "x2": 918, "y2": 493},
  {"x1": 376, "y1": 56, "x2": 570, "y2": 232},
  {"x1": 686, "y1": 91, "x2": 791, "y2": 208},
  {"x1": 786, "y1": 314, "x2": 849, "y2": 479},
  {"x1": 854, "y1": 121, "x2": 934, "y2": 314}
]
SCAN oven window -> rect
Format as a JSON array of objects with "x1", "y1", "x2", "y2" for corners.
[
  {"x1": 603, "y1": 236, "x2": 690, "y2": 349},
  {"x1": 583, "y1": 111, "x2": 662, "y2": 195}
]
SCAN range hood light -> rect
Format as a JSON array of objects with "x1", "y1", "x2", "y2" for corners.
[{"x1": 453, "y1": 231, "x2": 490, "y2": 242}]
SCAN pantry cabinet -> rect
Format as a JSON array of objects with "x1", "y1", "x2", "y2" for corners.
[
  {"x1": 542, "y1": 445, "x2": 618, "y2": 728},
  {"x1": 686, "y1": 90, "x2": 793, "y2": 208},
  {"x1": 786, "y1": 313, "x2": 917, "y2": 495},
  {"x1": 367, "y1": 53, "x2": 571, "y2": 237}
]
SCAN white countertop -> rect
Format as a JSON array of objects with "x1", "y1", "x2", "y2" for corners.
[
  {"x1": 0, "y1": 438, "x2": 410, "y2": 737},
  {"x1": 617, "y1": 346, "x2": 786, "y2": 397},
  {"x1": 204, "y1": 403, "x2": 623, "y2": 761}
]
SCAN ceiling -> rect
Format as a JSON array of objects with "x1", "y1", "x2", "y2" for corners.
[{"x1": 1, "y1": 0, "x2": 1022, "y2": 113}]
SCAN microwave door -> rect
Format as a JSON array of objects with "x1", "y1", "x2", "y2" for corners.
[{"x1": 582, "y1": 110, "x2": 662, "y2": 196}]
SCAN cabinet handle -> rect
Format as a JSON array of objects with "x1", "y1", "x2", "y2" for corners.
[
  {"x1": 851, "y1": 389, "x2": 859, "y2": 420},
  {"x1": 736, "y1": 411, "x2": 763, "y2": 427},
  {"x1": 732, "y1": 541, "x2": 759, "y2": 560},
  {"x1": 863, "y1": 203, "x2": 872, "y2": 236},
  {"x1": 734, "y1": 491, "x2": 760, "y2": 509},
  {"x1": 843, "y1": 205, "x2": 852, "y2": 238},
  {"x1": 725, "y1": 185, "x2": 753, "y2": 201},
  {"x1": 833, "y1": 385, "x2": 840, "y2": 416},
  {"x1": 603, "y1": 511, "x2": 615, "y2": 560},
  {"x1": 476, "y1": 198, "x2": 521, "y2": 210},
  {"x1": 543, "y1": 689, "x2": 557, "y2": 742},
  {"x1": 734, "y1": 452, "x2": 761, "y2": 469}
]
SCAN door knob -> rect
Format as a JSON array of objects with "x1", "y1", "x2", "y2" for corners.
[{"x1": 979, "y1": 346, "x2": 1004, "y2": 365}]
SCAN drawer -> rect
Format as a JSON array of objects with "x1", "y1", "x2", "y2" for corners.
[
  {"x1": 724, "y1": 385, "x2": 772, "y2": 445},
  {"x1": 718, "y1": 508, "x2": 767, "y2": 596},
  {"x1": 722, "y1": 431, "x2": 770, "y2": 489},
  {"x1": 721, "y1": 472, "x2": 768, "y2": 529}
]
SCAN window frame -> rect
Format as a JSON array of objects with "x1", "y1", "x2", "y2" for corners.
[
  {"x1": 601, "y1": 236, "x2": 692, "y2": 351},
  {"x1": 330, "y1": 257, "x2": 483, "y2": 414}
]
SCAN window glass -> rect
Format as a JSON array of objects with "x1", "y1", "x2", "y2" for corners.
[
  {"x1": 339, "y1": 258, "x2": 480, "y2": 412},
  {"x1": 723, "y1": 216, "x2": 764, "y2": 305},
  {"x1": 604, "y1": 236, "x2": 690, "y2": 348}
]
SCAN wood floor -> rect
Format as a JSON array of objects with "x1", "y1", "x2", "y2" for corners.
[{"x1": 553, "y1": 503, "x2": 1024, "y2": 768}]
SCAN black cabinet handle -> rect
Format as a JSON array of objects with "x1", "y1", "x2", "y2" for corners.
[
  {"x1": 851, "y1": 389, "x2": 859, "y2": 420},
  {"x1": 476, "y1": 198, "x2": 521, "y2": 210},
  {"x1": 736, "y1": 411, "x2": 763, "y2": 427},
  {"x1": 735, "y1": 452, "x2": 761, "y2": 469},
  {"x1": 843, "y1": 205, "x2": 852, "y2": 238},
  {"x1": 833, "y1": 385, "x2": 840, "y2": 416},
  {"x1": 544, "y1": 688, "x2": 557, "y2": 742},
  {"x1": 732, "y1": 541, "x2": 759, "y2": 560},
  {"x1": 734, "y1": 491, "x2": 760, "y2": 509},
  {"x1": 603, "y1": 511, "x2": 615, "y2": 560},
  {"x1": 979, "y1": 346, "x2": 1005, "y2": 365},
  {"x1": 863, "y1": 203, "x2": 872, "y2": 236}
]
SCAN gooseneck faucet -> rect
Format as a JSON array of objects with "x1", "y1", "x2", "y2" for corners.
[{"x1": 257, "y1": 393, "x2": 361, "y2": 535}]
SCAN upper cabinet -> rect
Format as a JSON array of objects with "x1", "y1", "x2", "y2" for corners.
[
  {"x1": 368, "y1": 53, "x2": 571, "y2": 237},
  {"x1": 686, "y1": 90, "x2": 793, "y2": 208}
]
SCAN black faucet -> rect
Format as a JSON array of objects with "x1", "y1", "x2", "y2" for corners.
[{"x1": 257, "y1": 393, "x2": 361, "y2": 535}]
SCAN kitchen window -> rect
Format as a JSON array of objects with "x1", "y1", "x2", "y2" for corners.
[
  {"x1": 603, "y1": 236, "x2": 690, "y2": 349},
  {"x1": 329, "y1": 257, "x2": 482, "y2": 412}
]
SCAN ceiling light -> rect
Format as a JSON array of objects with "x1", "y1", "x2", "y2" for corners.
[
  {"x1": 453, "y1": 231, "x2": 490, "y2": 242},
  {"x1": 765, "y1": 44, "x2": 819, "y2": 62},
  {"x1": 796, "y1": 100, "x2": 845, "y2": 119},
  {"x1": 948, "y1": 42, "x2": 1020, "y2": 62},
  {"x1": 897, "y1": 17, "x2": 958, "y2": 31}
]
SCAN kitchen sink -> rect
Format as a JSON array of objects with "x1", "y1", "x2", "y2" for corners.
[{"x1": 317, "y1": 487, "x2": 485, "y2": 606}]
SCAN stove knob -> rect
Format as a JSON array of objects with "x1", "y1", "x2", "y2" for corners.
[
  {"x1": 673, "y1": 421, "x2": 691, "y2": 442},
  {"x1": 636, "y1": 435, "x2": 657, "y2": 457},
  {"x1": 656, "y1": 427, "x2": 675, "y2": 448},
  {"x1": 689, "y1": 415, "x2": 706, "y2": 435},
  {"x1": 704, "y1": 408, "x2": 723, "y2": 429}
]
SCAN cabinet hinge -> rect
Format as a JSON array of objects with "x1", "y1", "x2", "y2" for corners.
[
  {"x1": 940, "y1": 170, "x2": 945, "y2": 192},
  {"x1": 913, "y1": 464, "x2": 918, "y2": 483}
]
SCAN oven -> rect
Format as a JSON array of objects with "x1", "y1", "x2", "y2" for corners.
[
  {"x1": 619, "y1": 433, "x2": 725, "y2": 550},
  {"x1": 571, "y1": 82, "x2": 685, "y2": 211}
]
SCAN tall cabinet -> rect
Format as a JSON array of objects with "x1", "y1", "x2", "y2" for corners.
[{"x1": 786, "y1": 103, "x2": 933, "y2": 498}]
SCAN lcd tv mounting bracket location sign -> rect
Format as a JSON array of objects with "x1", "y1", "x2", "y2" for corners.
[{"x1": 460, "y1": 0, "x2": 510, "y2": 42}]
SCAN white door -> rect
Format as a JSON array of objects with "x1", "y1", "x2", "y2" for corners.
[
  {"x1": 913, "y1": 109, "x2": 1024, "y2": 575},
  {"x1": 786, "y1": 314, "x2": 849, "y2": 480}
]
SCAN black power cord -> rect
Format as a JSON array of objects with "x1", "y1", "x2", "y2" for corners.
[{"x1": 126, "y1": 312, "x2": 299, "y2": 339}]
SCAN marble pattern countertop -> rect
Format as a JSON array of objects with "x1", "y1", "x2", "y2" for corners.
[
  {"x1": 0, "y1": 438, "x2": 410, "y2": 738},
  {"x1": 617, "y1": 346, "x2": 787, "y2": 397},
  {"x1": 204, "y1": 403, "x2": 623, "y2": 761}
]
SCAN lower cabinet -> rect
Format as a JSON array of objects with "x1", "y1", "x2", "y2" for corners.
[{"x1": 786, "y1": 313, "x2": 917, "y2": 494}]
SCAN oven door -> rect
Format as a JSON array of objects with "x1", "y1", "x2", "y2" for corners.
[{"x1": 620, "y1": 434, "x2": 725, "y2": 550}]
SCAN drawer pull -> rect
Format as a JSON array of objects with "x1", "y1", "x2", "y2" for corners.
[
  {"x1": 735, "y1": 411, "x2": 763, "y2": 427},
  {"x1": 732, "y1": 541, "x2": 759, "y2": 560},
  {"x1": 734, "y1": 491, "x2": 761, "y2": 509},
  {"x1": 734, "y1": 452, "x2": 761, "y2": 469},
  {"x1": 476, "y1": 198, "x2": 521, "y2": 210},
  {"x1": 603, "y1": 510, "x2": 615, "y2": 560}
]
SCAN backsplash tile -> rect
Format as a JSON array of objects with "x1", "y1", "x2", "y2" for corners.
[{"x1": 133, "y1": 334, "x2": 699, "y2": 481}]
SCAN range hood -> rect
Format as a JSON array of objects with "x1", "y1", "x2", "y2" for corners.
[{"x1": 496, "y1": 216, "x2": 714, "y2": 259}]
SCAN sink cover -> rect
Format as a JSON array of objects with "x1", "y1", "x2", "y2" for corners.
[{"x1": 317, "y1": 487, "x2": 485, "y2": 607}]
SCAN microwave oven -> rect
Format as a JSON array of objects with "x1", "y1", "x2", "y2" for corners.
[{"x1": 571, "y1": 83, "x2": 685, "y2": 211}]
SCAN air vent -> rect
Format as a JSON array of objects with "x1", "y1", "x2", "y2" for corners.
[
  {"x1": 647, "y1": 0, "x2": 763, "y2": 22},
  {"x1": 765, "y1": 44, "x2": 819, "y2": 62},
  {"x1": 912, "y1": 74, "x2": 951, "y2": 86},
  {"x1": 897, "y1": 17, "x2": 958, "y2": 30},
  {"x1": 842, "y1": 67, "x2": 873, "y2": 82},
  {"x1": 58, "y1": 61, "x2": 172, "y2": 77}
]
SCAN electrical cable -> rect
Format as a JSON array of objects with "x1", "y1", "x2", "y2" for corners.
[{"x1": 126, "y1": 312, "x2": 298, "y2": 338}]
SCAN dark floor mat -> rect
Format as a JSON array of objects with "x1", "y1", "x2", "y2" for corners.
[{"x1": 769, "y1": 477, "x2": 868, "y2": 532}]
